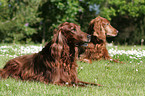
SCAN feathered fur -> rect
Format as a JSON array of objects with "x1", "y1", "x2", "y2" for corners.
[
  {"x1": 0, "y1": 22, "x2": 102, "y2": 86},
  {"x1": 79, "y1": 16, "x2": 122, "y2": 64}
]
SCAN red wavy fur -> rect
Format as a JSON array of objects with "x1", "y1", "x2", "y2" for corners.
[
  {"x1": 79, "y1": 16, "x2": 122, "y2": 64},
  {"x1": 0, "y1": 22, "x2": 102, "y2": 87}
]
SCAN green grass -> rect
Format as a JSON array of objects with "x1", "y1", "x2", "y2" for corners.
[{"x1": 0, "y1": 44, "x2": 145, "y2": 96}]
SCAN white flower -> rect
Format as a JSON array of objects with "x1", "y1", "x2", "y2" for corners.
[
  {"x1": 65, "y1": 82, "x2": 69, "y2": 85},
  {"x1": 136, "y1": 69, "x2": 138, "y2": 71},
  {"x1": 95, "y1": 79, "x2": 97, "y2": 82},
  {"x1": 73, "y1": 84, "x2": 75, "y2": 87},
  {"x1": 110, "y1": 59, "x2": 113, "y2": 61},
  {"x1": 80, "y1": 67, "x2": 83, "y2": 69},
  {"x1": 129, "y1": 56, "x2": 133, "y2": 59},
  {"x1": 6, "y1": 84, "x2": 9, "y2": 86}
]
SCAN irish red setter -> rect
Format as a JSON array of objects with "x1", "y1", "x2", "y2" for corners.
[
  {"x1": 79, "y1": 16, "x2": 121, "y2": 63},
  {"x1": 0, "y1": 22, "x2": 101, "y2": 87}
]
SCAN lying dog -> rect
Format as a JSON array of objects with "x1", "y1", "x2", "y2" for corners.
[
  {"x1": 79, "y1": 16, "x2": 122, "y2": 64},
  {"x1": 0, "y1": 22, "x2": 102, "y2": 87}
]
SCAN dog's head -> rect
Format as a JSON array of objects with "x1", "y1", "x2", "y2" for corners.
[
  {"x1": 88, "y1": 16, "x2": 118, "y2": 41},
  {"x1": 51, "y1": 22, "x2": 91, "y2": 61},
  {"x1": 57, "y1": 22, "x2": 91, "y2": 45}
]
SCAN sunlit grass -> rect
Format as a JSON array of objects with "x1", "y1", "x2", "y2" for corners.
[{"x1": 0, "y1": 44, "x2": 145, "y2": 96}]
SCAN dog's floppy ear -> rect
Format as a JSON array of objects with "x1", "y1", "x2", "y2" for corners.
[
  {"x1": 89, "y1": 16, "x2": 106, "y2": 41},
  {"x1": 88, "y1": 19, "x2": 95, "y2": 35},
  {"x1": 51, "y1": 29, "x2": 66, "y2": 65}
]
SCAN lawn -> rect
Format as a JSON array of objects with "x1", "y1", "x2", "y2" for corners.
[{"x1": 0, "y1": 44, "x2": 145, "y2": 96}]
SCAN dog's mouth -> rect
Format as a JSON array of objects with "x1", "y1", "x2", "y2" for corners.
[
  {"x1": 87, "y1": 35, "x2": 91, "y2": 42},
  {"x1": 75, "y1": 35, "x2": 91, "y2": 47},
  {"x1": 106, "y1": 31, "x2": 118, "y2": 37},
  {"x1": 106, "y1": 34, "x2": 117, "y2": 37},
  {"x1": 75, "y1": 43, "x2": 88, "y2": 47},
  {"x1": 80, "y1": 43, "x2": 88, "y2": 47}
]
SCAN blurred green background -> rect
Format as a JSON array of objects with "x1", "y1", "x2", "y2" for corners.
[{"x1": 0, "y1": 0, "x2": 144, "y2": 45}]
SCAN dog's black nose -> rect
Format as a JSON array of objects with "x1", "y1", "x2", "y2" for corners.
[{"x1": 87, "y1": 35, "x2": 91, "y2": 42}]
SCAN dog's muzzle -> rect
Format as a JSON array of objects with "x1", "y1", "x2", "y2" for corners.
[
  {"x1": 75, "y1": 35, "x2": 91, "y2": 47},
  {"x1": 79, "y1": 35, "x2": 91, "y2": 47},
  {"x1": 80, "y1": 43, "x2": 88, "y2": 47}
]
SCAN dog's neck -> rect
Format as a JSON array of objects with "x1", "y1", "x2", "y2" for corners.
[
  {"x1": 40, "y1": 41, "x2": 77, "y2": 63},
  {"x1": 91, "y1": 35, "x2": 106, "y2": 44}
]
